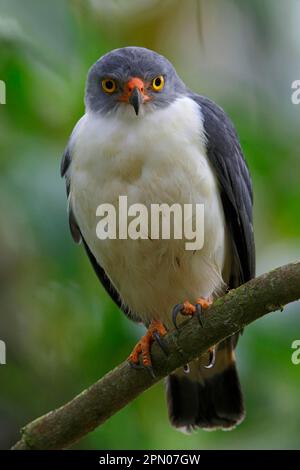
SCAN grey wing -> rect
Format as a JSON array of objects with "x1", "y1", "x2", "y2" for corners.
[
  {"x1": 190, "y1": 93, "x2": 255, "y2": 287},
  {"x1": 60, "y1": 143, "x2": 138, "y2": 321},
  {"x1": 60, "y1": 146, "x2": 81, "y2": 244}
]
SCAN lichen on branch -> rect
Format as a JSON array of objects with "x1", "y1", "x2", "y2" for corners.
[{"x1": 12, "y1": 262, "x2": 300, "y2": 450}]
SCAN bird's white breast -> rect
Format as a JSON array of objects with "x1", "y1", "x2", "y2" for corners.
[{"x1": 69, "y1": 96, "x2": 227, "y2": 326}]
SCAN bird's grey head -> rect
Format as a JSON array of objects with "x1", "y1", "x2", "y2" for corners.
[{"x1": 85, "y1": 47, "x2": 186, "y2": 117}]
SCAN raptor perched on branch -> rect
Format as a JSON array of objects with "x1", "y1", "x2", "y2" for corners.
[{"x1": 61, "y1": 46, "x2": 255, "y2": 432}]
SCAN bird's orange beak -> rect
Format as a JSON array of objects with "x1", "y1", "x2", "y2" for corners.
[{"x1": 119, "y1": 77, "x2": 150, "y2": 115}]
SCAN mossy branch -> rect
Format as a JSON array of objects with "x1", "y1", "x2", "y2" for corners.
[{"x1": 12, "y1": 262, "x2": 300, "y2": 450}]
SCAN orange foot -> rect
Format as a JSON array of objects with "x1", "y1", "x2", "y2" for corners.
[
  {"x1": 128, "y1": 320, "x2": 168, "y2": 378},
  {"x1": 172, "y1": 297, "x2": 212, "y2": 330},
  {"x1": 172, "y1": 297, "x2": 215, "y2": 368}
]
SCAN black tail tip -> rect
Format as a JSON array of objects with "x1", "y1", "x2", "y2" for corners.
[{"x1": 166, "y1": 364, "x2": 245, "y2": 432}]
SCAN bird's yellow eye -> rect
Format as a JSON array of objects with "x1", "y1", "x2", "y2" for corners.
[
  {"x1": 152, "y1": 75, "x2": 165, "y2": 91},
  {"x1": 102, "y1": 79, "x2": 117, "y2": 94}
]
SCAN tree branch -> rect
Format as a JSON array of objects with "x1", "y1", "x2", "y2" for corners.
[{"x1": 12, "y1": 262, "x2": 300, "y2": 450}]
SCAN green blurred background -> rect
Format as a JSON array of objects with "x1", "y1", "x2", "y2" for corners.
[{"x1": 0, "y1": 0, "x2": 299, "y2": 450}]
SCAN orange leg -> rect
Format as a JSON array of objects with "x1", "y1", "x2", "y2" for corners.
[{"x1": 128, "y1": 320, "x2": 167, "y2": 376}]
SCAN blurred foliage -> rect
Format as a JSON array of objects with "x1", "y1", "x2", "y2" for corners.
[{"x1": 0, "y1": 0, "x2": 299, "y2": 450}]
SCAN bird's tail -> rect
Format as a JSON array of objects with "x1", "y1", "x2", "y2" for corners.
[{"x1": 166, "y1": 337, "x2": 244, "y2": 431}]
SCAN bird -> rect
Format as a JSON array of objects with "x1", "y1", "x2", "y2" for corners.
[{"x1": 61, "y1": 46, "x2": 255, "y2": 432}]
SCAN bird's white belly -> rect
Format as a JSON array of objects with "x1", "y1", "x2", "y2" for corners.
[{"x1": 70, "y1": 97, "x2": 227, "y2": 326}]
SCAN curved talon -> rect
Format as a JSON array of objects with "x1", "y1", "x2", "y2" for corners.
[
  {"x1": 196, "y1": 303, "x2": 205, "y2": 327},
  {"x1": 203, "y1": 346, "x2": 216, "y2": 369},
  {"x1": 145, "y1": 364, "x2": 156, "y2": 379},
  {"x1": 129, "y1": 359, "x2": 156, "y2": 377},
  {"x1": 153, "y1": 331, "x2": 169, "y2": 356},
  {"x1": 129, "y1": 361, "x2": 144, "y2": 370},
  {"x1": 172, "y1": 303, "x2": 184, "y2": 330},
  {"x1": 172, "y1": 297, "x2": 212, "y2": 330},
  {"x1": 128, "y1": 319, "x2": 167, "y2": 375}
]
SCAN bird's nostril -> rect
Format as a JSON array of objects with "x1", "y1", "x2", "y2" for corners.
[{"x1": 128, "y1": 83, "x2": 143, "y2": 94}]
